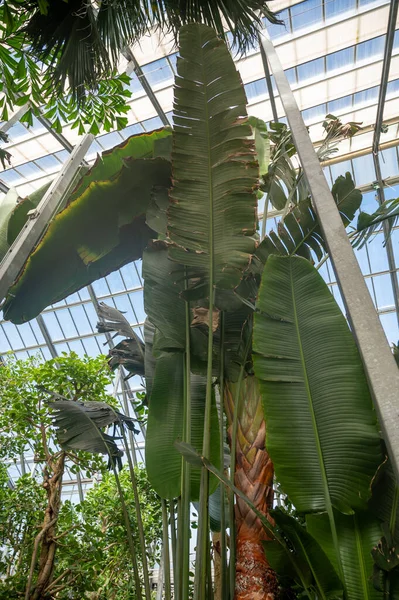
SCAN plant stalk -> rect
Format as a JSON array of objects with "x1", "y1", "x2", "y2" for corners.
[
  {"x1": 218, "y1": 312, "x2": 228, "y2": 600},
  {"x1": 120, "y1": 425, "x2": 152, "y2": 600},
  {"x1": 182, "y1": 269, "x2": 192, "y2": 599},
  {"x1": 162, "y1": 499, "x2": 172, "y2": 600}
]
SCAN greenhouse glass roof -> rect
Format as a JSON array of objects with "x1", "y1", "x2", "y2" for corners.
[{"x1": 1, "y1": 0, "x2": 398, "y2": 500}]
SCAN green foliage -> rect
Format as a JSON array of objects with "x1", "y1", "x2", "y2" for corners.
[
  {"x1": 354, "y1": 196, "x2": 399, "y2": 248},
  {"x1": 0, "y1": 464, "x2": 162, "y2": 600},
  {"x1": 0, "y1": 352, "x2": 114, "y2": 472},
  {"x1": 2, "y1": 129, "x2": 171, "y2": 324},
  {"x1": 0, "y1": 468, "x2": 47, "y2": 595}
]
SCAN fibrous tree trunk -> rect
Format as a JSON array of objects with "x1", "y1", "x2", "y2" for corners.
[
  {"x1": 224, "y1": 376, "x2": 278, "y2": 600},
  {"x1": 28, "y1": 451, "x2": 65, "y2": 600}
]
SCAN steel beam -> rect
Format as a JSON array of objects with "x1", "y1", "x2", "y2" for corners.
[
  {"x1": 124, "y1": 49, "x2": 170, "y2": 127},
  {"x1": 371, "y1": 0, "x2": 399, "y2": 328},
  {"x1": 36, "y1": 314, "x2": 58, "y2": 359},
  {"x1": 0, "y1": 104, "x2": 30, "y2": 134},
  {"x1": 0, "y1": 133, "x2": 93, "y2": 303},
  {"x1": 260, "y1": 30, "x2": 399, "y2": 480},
  {"x1": 259, "y1": 40, "x2": 278, "y2": 123}
]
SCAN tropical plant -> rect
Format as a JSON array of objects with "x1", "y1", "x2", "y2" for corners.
[
  {"x1": 0, "y1": 0, "x2": 280, "y2": 136},
  {"x1": 0, "y1": 460, "x2": 162, "y2": 600},
  {"x1": 0, "y1": 352, "x2": 137, "y2": 599},
  {"x1": 1, "y1": 21, "x2": 396, "y2": 600}
]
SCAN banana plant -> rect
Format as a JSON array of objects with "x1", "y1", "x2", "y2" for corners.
[{"x1": 2, "y1": 21, "x2": 395, "y2": 600}]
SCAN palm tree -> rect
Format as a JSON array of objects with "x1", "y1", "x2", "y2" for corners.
[{"x1": 14, "y1": 0, "x2": 281, "y2": 103}]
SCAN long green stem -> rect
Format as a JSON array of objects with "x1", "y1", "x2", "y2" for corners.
[
  {"x1": 110, "y1": 461, "x2": 143, "y2": 600},
  {"x1": 162, "y1": 499, "x2": 172, "y2": 600},
  {"x1": 182, "y1": 269, "x2": 192, "y2": 600},
  {"x1": 176, "y1": 496, "x2": 183, "y2": 600},
  {"x1": 170, "y1": 500, "x2": 177, "y2": 590},
  {"x1": 260, "y1": 194, "x2": 269, "y2": 240},
  {"x1": 228, "y1": 331, "x2": 252, "y2": 597},
  {"x1": 218, "y1": 312, "x2": 228, "y2": 600},
  {"x1": 120, "y1": 426, "x2": 152, "y2": 600}
]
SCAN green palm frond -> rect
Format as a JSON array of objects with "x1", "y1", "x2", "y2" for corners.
[
  {"x1": 19, "y1": 0, "x2": 282, "y2": 102},
  {"x1": 255, "y1": 172, "x2": 362, "y2": 267},
  {"x1": 354, "y1": 196, "x2": 399, "y2": 249}
]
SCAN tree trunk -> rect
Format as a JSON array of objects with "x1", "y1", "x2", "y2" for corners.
[
  {"x1": 29, "y1": 452, "x2": 65, "y2": 600},
  {"x1": 224, "y1": 376, "x2": 278, "y2": 600}
]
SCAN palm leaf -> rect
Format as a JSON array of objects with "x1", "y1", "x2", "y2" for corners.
[
  {"x1": 253, "y1": 255, "x2": 382, "y2": 515},
  {"x1": 255, "y1": 172, "x2": 362, "y2": 267},
  {"x1": 307, "y1": 510, "x2": 383, "y2": 600},
  {"x1": 354, "y1": 197, "x2": 399, "y2": 249},
  {"x1": 167, "y1": 24, "x2": 258, "y2": 297},
  {"x1": 264, "y1": 509, "x2": 343, "y2": 598},
  {"x1": 21, "y1": 1, "x2": 281, "y2": 101},
  {"x1": 3, "y1": 133, "x2": 171, "y2": 324},
  {"x1": 50, "y1": 398, "x2": 137, "y2": 459},
  {"x1": 145, "y1": 352, "x2": 220, "y2": 500}
]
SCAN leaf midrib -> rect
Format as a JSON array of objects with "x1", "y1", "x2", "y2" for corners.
[{"x1": 289, "y1": 260, "x2": 345, "y2": 587}]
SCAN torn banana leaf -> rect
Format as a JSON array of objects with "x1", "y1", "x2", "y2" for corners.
[{"x1": 3, "y1": 153, "x2": 171, "y2": 323}]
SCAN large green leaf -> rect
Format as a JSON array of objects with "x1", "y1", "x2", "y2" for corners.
[
  {"x1": 253, "y1": 255, "x2": 382, "y2": 514},
  {"x1": 307, "y1": 510, "x2": 383, "y2": 599},
  {"x1": 167, "y1": 24, "x2": 258, "y2": 295},
  {"x1": 143, "y1": 243, "x2": 186, "y2": 354},
  {"x1": 6, "y1": 129, "x2": 172, "y2": 248},
  {"x1": 0, "y1": 187, "x2": 19, "y2": 260},
  {"x1": 255, "y1": 172, "x2": 362, "y2": 267},
  {"x1": 3, "y1": 155, "x2": 170, "y2": 324},
  {"x1": 145, "y1": 353, "x2": 220, "y2": 500},
  {"x1": 264, "y1": 509, "x2": 343, "y2": 598}
]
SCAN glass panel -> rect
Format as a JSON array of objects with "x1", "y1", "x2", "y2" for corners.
[
  {"x1": 387, "y1": 79, "x2": 399, "y2": 97},
  {"x1": 91, "y1": 277, "x2": 111, "y2": 297},
  {"x1": 69, "y1": 305, "x2": 92, "y2": 336},
  {"x1": 15, "y1": 161, "x2": 43, "y2": 180},
  {"x1": 302, "y1": 103, "x2": 327, "y2": 124},
  {"x1": 2, "y1": 322, "x2": 24, "y2": 350},
  {"x1": 128, "y1": 72, "x2": 143, "y2": 94},
  {"x1": 360, "y1": 190, "x2": 379, "y2": 214},
  {"x1": 330, "y1": 160, "x2": 353, "y2": 183},
  {"x1": 120, "y1": 123, "x2": 144, "y2": 139},
  {"x1": 351, "y1": 153, "x2": 376, "y2": 187},
  {"x1": 327, "y1": 94, "x2": 353, "y2": 113},
  {"x1": 291, "y1": 0, "x2": 323, "y2": 32},
  {"x1": 128, "y1": 289, "x2": 145, "y2": 323},
  {"x1": 355, "y1": 244, "x2": 371, "y2": 275},
  {"x1": 245, "y1": 79, "x2": 267, "y2": 101},
  {"x1": 67, "y1": 340, "x2": 86, "y2": 357},
  {"x1": 379, "y1": 312, "x2": 399, "y2": 344},
  {"x1": 41, "y1": 312, "x2": 66, "y2": 341},
  {"x1": 14, "y1": 322, "x2": 37, "y2": 348},
  {"x1": 394, "y1": 29, "x2": 399, "y2": 49},
  {"x1": 54, "y1": 308, "x2": 79, "y2": 339},
  {"x1": 82, "y1": 336, "x2": 101, "y2": 357},
  {"x1": 168, "y1": 53, "x2": 178, "y2": 73},
  {"x1": 296, "y1": 57, "x2": 324, "y2": 83},
  {"x1": 380, "y1": 147, "x2": 399, "y2": 179},
  {"x1": 141, "y1": 58, "x2": 173, "y2": 87},
  {"x1": 325, "y1": 0, "x2": 355, "y2": 19},
  {"x1": 266, "y1": 8, "x2": 290, "y2": 39},
  {"x1": 0, "y1": 325, "x2": 12, "y2": 352},
  {"x1": 285, "y1": 68, "x2": 297, "y2": 86},
  {"x1": 120, "y1": 263, "x2": 142, "y2": 290},
  {"x1": 326, "y1": 46, "x2": 355, "y2": 73},
  {"x1": 356, "y1": 35, "x2": 385, "y2": 63},
  {"x1": 353, "y1": 85, "x2": 379, "y2": 106},
  {"x1": 142, "y1": 116, "x2": 163, "y2": 131},
  {"x1": 34, "y1": 154, "x2": 63, "y2": 174},
  {"x1": 97, "y1": 131, "x2": 124, "y2": 150},
  {"x1": 372, "y1": 273, "x2": 395, "y2": 309},
  {"x1": 367, "y1": 233, "x2": 390, "y2": 274},
  {"x1": 105, "y1": 270, "x2": 125, "y2": 294}
]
